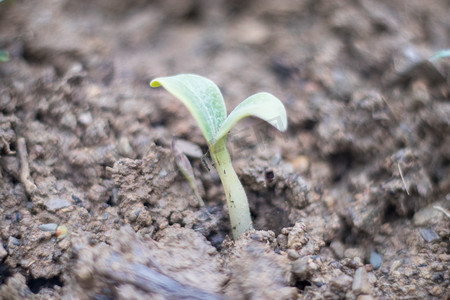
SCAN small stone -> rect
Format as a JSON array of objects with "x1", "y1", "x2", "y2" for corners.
[
  {"x1": 330, "y1": 241, "x2": 345, "y2": 259},
  {"x1": 292, "y1": 256, "x2": 309, "y2": 279},
  {"x1": 287, "y1": 249, "x2": 300, "y2": 260},
  {"x1": 369, "y1": 252, "x2": 382, "y2": 270},
  {"x1": 38, "y1": 223, "x2": 58, "y2": 232},
  {"x1": 45, "y1": 197, "x2": 71, "y2": 211},
  {"x1": 78, "y1": 112, "x2": 93, "y2": 125},
  {"x1": 354, "y1": 257, "x2": 363, "y2": 266},
  {"x1": 118, "y1": 136, "x2": 134, "y2": 158},
  {"x1": 330, "y1": 274, "x2": 353, "y2": 292},
  {"x1": 60, "y1": 112, "x2": 77, "y2": 130},
  {"x1": 344, "y1": 257, "x2": 363, "y2": 269},
  {"x1": 76, "y1": 265, "x2": 93, "y2": 283},
  {"x1": 352, "y1": 267, "x2": 373, "y2": 295},
  {"x1": 0, "y1": 243, "x2": 7, "y2": 259},
  {"x1": 292, "y1": 256, "x2": 318, "y2": 280},
  {"x1": 419, "y1": 228, "x2": 440, "y2": 243},
  {"x1": 367, "y1": 272, "x2": 377, "y2": 285},
  {"x1": 277, "y1": 234, "x2": 288, "y2": 249}
]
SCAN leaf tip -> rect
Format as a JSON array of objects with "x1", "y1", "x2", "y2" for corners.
[{"x1": 150, "y1": 79, "x2": 161, "y2": 88}]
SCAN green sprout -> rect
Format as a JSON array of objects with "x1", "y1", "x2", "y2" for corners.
[
  {"x1": 151, "y1": 74, "x2": 287, "y2": 239},
  {"x1": 0, "y1": 50, "x2": 9, "y2": 62}
]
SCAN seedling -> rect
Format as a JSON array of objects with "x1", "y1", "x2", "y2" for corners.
[{"x1": 151, "y1": 74, "x2": 287, "y2": 239}]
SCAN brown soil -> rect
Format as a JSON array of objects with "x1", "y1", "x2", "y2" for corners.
[{"x1": 0, "y1": 0, "x2": 449, "y2": 299}]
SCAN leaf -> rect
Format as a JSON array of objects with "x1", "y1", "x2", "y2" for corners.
[
  {"x1": 213, "y1": 92, "x2": 287, "y2": 145},
  {"x1": 430, "y1": 49, "x2": 450, "y2": 61},
  {"x1": 150, "y1": 74, "x2": 227, "y2": 144}
]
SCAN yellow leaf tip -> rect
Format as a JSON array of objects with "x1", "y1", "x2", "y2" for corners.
[{"x1": 150, "y1": 79, "x2": 161, "y2": 88}]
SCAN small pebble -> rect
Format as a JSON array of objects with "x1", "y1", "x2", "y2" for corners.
[
  {"x1": 118, "y1": 136, "x2": 134, "y2": 158},
  {"x1": 287, "y1": 249, "x2": 300, "y2": 260},
  {"x1": 352, "y1": 267, "x2": 373, "y2": 295},
  {"x1": 292, "y1": 256, "x2": 318, "y2": 280},
  {"x1": 419, "y1": 228, "x2": 440, "y2": 243},
  {"x1": 369, "y1": 251, "x2": 382, "y2": 270},
  {"x1": 277, "y1": 234, "x2": 288, "y2": 249},
  {"x1": 330, "y1": 274, "x2": 353, "y2": 291},
  {"x1": 78, "y1": 112, "x2": 93, "y2": 126},
  {"x1": 38, "y1": 223, "x2": 58, "y2": 232},
  {"x1": 353, "y1": 257, "x2": 363, "y2": 267},
  {"x1": 330, "y1": 241, "x2": 345, "y2": 259},
  {"x1": 45, "y1": 197, "x2": 72, "y2": 212}
]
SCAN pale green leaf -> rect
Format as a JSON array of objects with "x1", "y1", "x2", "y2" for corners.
[
  {"x1": 150, "y1": 74, "x2": 226, "y2": 143},
  {"x1": 213, "y1": 92, "x2": 287, "y2": 145},
  {"x1": 430, "y1": 49, "x2": 450, "y2": 61}
]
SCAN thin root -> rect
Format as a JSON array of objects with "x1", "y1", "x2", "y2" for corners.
[
  {"x1": 17, "y1": 137, "x2": 37, "y2": 195},
  {"x1": 397, "y1": 162, "x2": 409, "y2": 195},
  {"x1": 433, "y1": 205, "x2": 450, "y2": 219}
]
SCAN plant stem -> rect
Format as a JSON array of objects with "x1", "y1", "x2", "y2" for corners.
[{"x1": 209, "y1": 138, "x2": 253, "y2": 240}]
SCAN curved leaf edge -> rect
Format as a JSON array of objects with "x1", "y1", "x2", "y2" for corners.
[{"x1": 212, "y1": 92, "x2": 288, "y2": 146}]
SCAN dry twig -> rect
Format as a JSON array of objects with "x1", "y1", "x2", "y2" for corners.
[
  {"x1": 397, "y1": 162, "x2": 409, "y2": 195},
  {"x1": 433, "y1": 205, "x2": 450, "y2": 219},
  {"x1": 17, "y1": 137, "x2": 37, "y2": 195}
]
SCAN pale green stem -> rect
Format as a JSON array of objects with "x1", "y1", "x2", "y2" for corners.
[{"x1": 209, "y1": 138, "x2": 253, "y2": 239}]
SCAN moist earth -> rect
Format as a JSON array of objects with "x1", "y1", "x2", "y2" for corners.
[{"x1": 0, "y1": 0, "x2": 449, "y2": 299}]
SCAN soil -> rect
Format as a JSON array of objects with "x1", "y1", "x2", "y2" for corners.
[{"x1": 0, "y1": 0, "x2": 449, "y2": 299}]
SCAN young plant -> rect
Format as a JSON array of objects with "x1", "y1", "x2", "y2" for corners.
[{"x1": 150, "y1": 74, "x2": 287, "y2": 239}]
